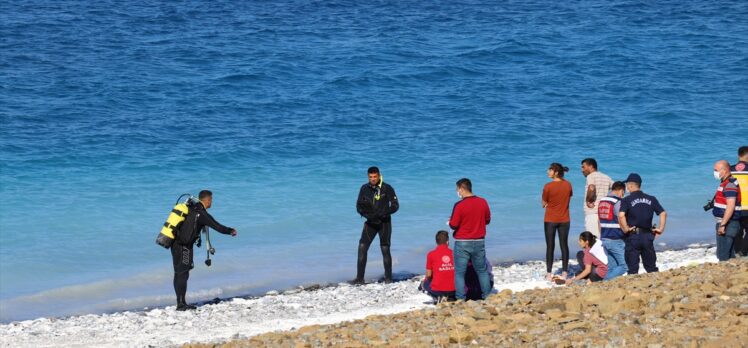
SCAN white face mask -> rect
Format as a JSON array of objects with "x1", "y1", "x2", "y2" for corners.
[
  {"x1": 457, "y1": 191, "x2": 462, "y2": 199},
  {"x1": 714, "y1": 171, "x2": 722, "y2": 181}
]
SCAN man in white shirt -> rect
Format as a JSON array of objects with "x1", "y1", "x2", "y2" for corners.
[{"x1": 581, "y1": 158, "x2": 613, "y2": 237}]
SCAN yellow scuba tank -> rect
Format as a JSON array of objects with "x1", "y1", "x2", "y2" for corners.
[{"x1": 156, "y1": 194, "x2": 192, "y2": 249}]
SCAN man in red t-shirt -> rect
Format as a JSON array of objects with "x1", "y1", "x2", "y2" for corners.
[
  {"x1": 420, "y1": 230, "x2": 456, "y2": 302},
  {"x1": 449, "y1": 178, "x2": 492, "y2": 300}
]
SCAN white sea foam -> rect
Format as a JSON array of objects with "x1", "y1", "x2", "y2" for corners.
[{"x1": 0, "y1": 247, "x2": 719, "y2": 348}]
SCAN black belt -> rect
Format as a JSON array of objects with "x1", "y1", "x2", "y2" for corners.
[{"x1": 630, "y1": 227, "x2": 651, "y2": 234}]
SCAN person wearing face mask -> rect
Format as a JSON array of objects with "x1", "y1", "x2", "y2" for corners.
[
  {"x1": 712, "y1": 160, "x2": 742, "y2": 261},
  {"x1": 449, "y1": 178, "x2": 492, "y2": 300},
  {"x1": 353, "y1": 166, "x2": 399, "y2": 284}
]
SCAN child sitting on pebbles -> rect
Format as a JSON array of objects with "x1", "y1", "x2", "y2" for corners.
[{"x1": 565, "y1": 231, "x2": 608, "y2": 285}]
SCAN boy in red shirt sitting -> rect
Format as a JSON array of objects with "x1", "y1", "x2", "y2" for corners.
[{"x1": 419, "y1": 230, "x2": 456, "y2": 303}]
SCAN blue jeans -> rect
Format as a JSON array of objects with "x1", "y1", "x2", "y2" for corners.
[
  {"x1": 602, "y1": 238, "x2": 628, "y2": 280},
  {"x1": 716, "y1": 220, "x2": 740, "y2": 261},
  {"x1": 454, "y1": 241, "x2": 492, "y2": 300},
  {"x1": 420, "y1": 279, "x2": 455, "y2": 300}
]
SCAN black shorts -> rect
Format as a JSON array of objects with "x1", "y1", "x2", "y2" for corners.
[
  {"x1": 359, "y1": 221, "x2": 392, "y2": 246},
  {"x1": 171, "y1": 243, "x2": 194, "y2": 274}
]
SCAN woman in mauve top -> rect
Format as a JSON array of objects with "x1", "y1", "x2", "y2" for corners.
[
  {"x1": 566, "y1": 231, "x2": 608, "y2": 284},
  {"x1": 542, "y1": 162, "x2": 573, "y2": 281}
]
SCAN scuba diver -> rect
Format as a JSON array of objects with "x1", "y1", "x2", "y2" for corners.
[
  {"x1": 353, "y1": 167, "x2": 399, "y2": 284},
  {"x1": 170, "y1": 190, "x2": 236, "y2": 311}
]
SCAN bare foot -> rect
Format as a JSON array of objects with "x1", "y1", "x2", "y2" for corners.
[{"x1": 545, "y1": 273, "x2": 553, "y2": 281}]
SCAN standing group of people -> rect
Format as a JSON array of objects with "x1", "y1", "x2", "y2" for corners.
[
  {"x1": 540, "y1": 147, "x2": 748, "y2": 287},
  {"x1": 711, "y1": 146, "x2": 748, "y2": 261},
  {"x1": 168, "y1": 148, "x2": 746, "y2": 310},
  {"x1": 542, "y1": 159, "x2": 667, "y2": 284},
  {"x1": 354, "y1": 168, "x2": 495, "y2": 302}
]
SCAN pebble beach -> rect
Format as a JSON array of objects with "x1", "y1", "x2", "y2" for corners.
[
  {"x1": 0, "y1": 246, "x2": 728, "y2": 347},
  {"x1": 196, "y1": 256, "x2": 746, "y2": 348}
]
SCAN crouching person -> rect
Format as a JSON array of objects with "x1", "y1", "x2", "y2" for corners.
[
  {"x1": 464, "y1": 257, "x2": 494, "y2": 300},
  {"x1": 567, "y1": 231, "x2": 608, "y2": 285},
  {"x1": 419, "y1": 230, "x2": 456, "y2": 303}
]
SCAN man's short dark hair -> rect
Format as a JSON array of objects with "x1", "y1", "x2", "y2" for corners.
[
  {"x1": 436, "y1": 230, "x2": 449, "y2": 245},
  {"x1": 199, "y1": 190, "x2": 213, "y2": 200},
  {"x1": 739, "y1": 146, "x2": 748, "y2": 157},
  {"x1": 611, "y1": 181, "x2": 625, "y2": 192},
  {"x1": 456, "y1": 178, "x2": 472, "y2": 192},
  {"x1": 368, "y1": 166, "x2": 380, "y2": 174},
  {"x1": 581, "y1": 158, "x2": 598, "y2": 170}
]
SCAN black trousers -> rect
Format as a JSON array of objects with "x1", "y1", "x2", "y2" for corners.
[
  {"x1": 624, "y1": 232, "x2": 658, "y2": 274},
  {"x1": 544, "y1": 222, "x2": 570, "y2": 273},
  {"x1": 734, "y1": 217, "x2": 748, "y2": 256},
  {"x1": 575, "y1": 251, "x2": 604, "y2": 282},
  {"x1": 356, "y1": 221, "x2": 392, "y2": 281},
  {"x1": 171, "y1": 243, "x2": 194, "y2": 304}
]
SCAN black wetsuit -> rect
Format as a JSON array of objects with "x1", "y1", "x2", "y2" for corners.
[
  {"x1": 171, "y1": 203, "x2": 233, "y2": 307},
  {"x1": 355, "y1": 181, "x2": 399, "y2": 282}
]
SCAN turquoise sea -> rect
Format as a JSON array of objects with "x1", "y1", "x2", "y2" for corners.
[{"x1": 1, "y1": 0, "x2": 746, "y2": 321}]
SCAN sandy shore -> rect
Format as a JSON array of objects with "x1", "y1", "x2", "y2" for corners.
[{"x1": 0, "y1": 246, "x2": 725, "y2": 347}]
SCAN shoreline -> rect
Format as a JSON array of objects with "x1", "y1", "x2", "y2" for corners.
[
  {"x1": 0, "y1": 246, "x2": 720, "y2": 347},
  {"x1": 0, "y1": 239, "x2": 713, "y2": 323}
]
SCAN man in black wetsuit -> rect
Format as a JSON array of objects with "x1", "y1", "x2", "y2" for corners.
[
  {"x1": 354, "y1": 167, "x2": 399, "y2": 284},
  {"x1": 171, "y1": 190, "x2": 237, "y2": 311}
]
